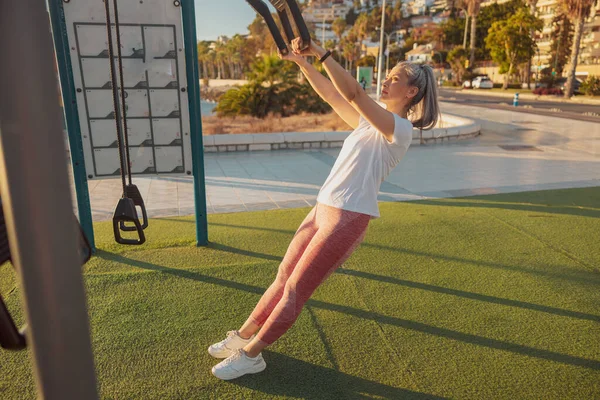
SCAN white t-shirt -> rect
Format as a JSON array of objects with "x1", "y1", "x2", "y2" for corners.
[{"x1": 316, "y1": 112, "x2": 413, "y2": 219}]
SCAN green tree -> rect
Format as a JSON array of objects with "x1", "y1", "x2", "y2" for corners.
[
  {"x1": 332, "y1": 17, "x2": 347, "y2": 45},
  {"x1": 214, "y1": 54, "x2": 330, "y2": 118},
  {"x1": 558, "y1": 0, "x2": 598, "y2": 98},
  {"x1": 440, "y1": 17, "x2": 467, "y2": 48},
  {"x1": 485, "y1": 8, "x2": 543, "y2": 89},
  {"x1": 246, "y1": 54, "x2": 296, "y2": 87},
  {"x1": 549, "y1": 12, "x2": 574, "y2": 76},
  {"x1": 354, "y1": 13, "x2": 370, "y2": 53},
  {"x1": 447, "y1": 46, "x2": 469, "y2": 84},
  {"x1": 197, "y1": 41, "x2": 211, "y2": 80},
  {"x1": 357, "y1": 55, "x2": 376, "y2": 67},
  {"x1": 248, "y1": 15, "x2": 269, "y2": 55},
  {"x1": 474, "y1": 0, "x2": 525, "y2": 60}
]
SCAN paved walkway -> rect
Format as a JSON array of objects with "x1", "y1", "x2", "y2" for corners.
[{"x1": 82, "y1": 102, "x2": 600, "y2": 221}]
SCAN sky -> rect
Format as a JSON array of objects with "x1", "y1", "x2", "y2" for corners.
[{"x1": 196, "y1": 0, "x2": 269, "y2": 41}]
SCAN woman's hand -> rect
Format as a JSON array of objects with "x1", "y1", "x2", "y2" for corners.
[
  {"x1": 290, "y1": 37, "x2": 313, "y2": 57},
  {"x1": 278, "y1": 46, "x2": 306, "y2": 64},
  {"x1": 284, "y1": 38, "x2": 328, "y2": 62}
]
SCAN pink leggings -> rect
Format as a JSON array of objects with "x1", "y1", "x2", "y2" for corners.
[{"x1": 249, "y1": 202, "x2": 371, "y2": 345}]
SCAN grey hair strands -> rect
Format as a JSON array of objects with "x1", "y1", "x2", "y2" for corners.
[{"x1": 397, "y1": 61, "x2": 441, "y2": 131}]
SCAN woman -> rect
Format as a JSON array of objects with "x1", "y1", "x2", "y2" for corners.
[{"x1": 208, "y1": 38, "x2": 440, "y2": 380}]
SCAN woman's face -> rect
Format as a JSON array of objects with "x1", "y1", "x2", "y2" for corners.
[{"x1": 380, "y1": 67, "x2": 417, "y2": 108}]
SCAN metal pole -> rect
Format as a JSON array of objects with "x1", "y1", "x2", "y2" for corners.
[
  {"x1": 386, "y1": 33, "x2": 391, "y2": 76},
  {"x1": 376, "y1": 0, "x2": 387, "y2": 98},
  {"x1": 48, "y1": 2, "x2": 96, "y2": 251},
  {"x1": 322, "y1": 12, "x2": 325, "y2": 45},
  {"x1": 182, "y1": 0, "x2": 209, "y2": 246},
  {"x1": 463, "y1": 15, "x2": 469, "y2": 48},
  {"x1": 0, "y1": 1, "x2": 98, "y2": 399}
]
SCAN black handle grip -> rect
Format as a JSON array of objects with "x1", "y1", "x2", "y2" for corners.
[
  {"x1": 113, "y1": 198, "x2": 146, "y2": 245},
  {"x1": 0, "y1": 295, "x2": 26, "y2": 351},
  {"x1": 119, "y1": 184, "x2": 148, "y2": 232}
]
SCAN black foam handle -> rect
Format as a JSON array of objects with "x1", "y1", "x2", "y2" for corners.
[
  {"x1": 119, "y1": 184, "x2": 149, "y2": 232},
  {"x1": 113, "y1": 198, "x2": 146, "y2": 245}
]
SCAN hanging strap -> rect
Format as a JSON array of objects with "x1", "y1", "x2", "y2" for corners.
[
  {"x1": 104, "y1": 0, "x2": 146, "y2": 244},
  {"x1": 112, "y1": 0, "x2": 133, "y2": 186}
]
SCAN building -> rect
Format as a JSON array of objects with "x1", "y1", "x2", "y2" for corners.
[
  {"x1": 430, "y1": 0, "x2": 454, "y2": 13},
  {"x1": 406, "y1": 42, "x2": 436, "y2": 63},
  {"x1": 302, "y1": 1, "x2": 352, "y2": 42},
  {"x1": 432, "y1": 10, "x2": 451, "y2": 24},
  {"x1": 407, "y1": 0, "x2": 436, "y2": 15},
  {"x1": 410, "y1": 15, "x2": 433, "y2": 28},
  {"x1": 480, "y1": 0, "x2": 511, "y2": 6}
]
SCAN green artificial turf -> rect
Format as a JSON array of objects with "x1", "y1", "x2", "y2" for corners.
[{"x1": 1, "y1": 187, "x2": 599, "y2": 399}]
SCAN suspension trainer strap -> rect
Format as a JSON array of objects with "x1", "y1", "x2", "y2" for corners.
[
  {"x1": 103, "y1": 0, "x2": 127, "y2": 194},
  {"x1": 112, "y1": 0, "x2": 133, "y2": 186}
]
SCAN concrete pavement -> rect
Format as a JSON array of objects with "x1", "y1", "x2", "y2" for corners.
[{"x1": 81, "y1": 102, "x2": 600, "y2": 221}]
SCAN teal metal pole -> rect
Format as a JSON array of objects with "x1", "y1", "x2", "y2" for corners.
[
  {"x1": 48, "y1": 1, "x2": 96, "y2": 251},
  {"x1": 181, "y1": 0, "x2": 208, "y2": 246}
]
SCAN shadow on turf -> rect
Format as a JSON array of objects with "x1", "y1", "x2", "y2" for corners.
[
  {"x1": 230, "y1": 350, "x2": 446, "y2": 399},
  {"x1": 336, "y1": 268, "x2": 600, "y2": 323},
  {"x1": 184, "y1": 240, "x2": 600, "y2": 323},
  {"x1": 96, "y1": 251, "x2": 600, "y2": 371},
  {"x1": 413, "y1": 192, "x2": 600, "y2": 219},
  {"x1": 198, "y1": 221, "x2": 600, "y2": 288}
]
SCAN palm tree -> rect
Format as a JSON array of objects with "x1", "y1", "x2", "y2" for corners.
[
  {"x1": 332, "y1": 17, "x2": 347, "y2": 65},
  {"x1": 197, "y1": 41, "x2": 211, "y2": 80},
  {"x1": 354, "y1": 13, "x2": 369, "y2": 58},
  {"x1": 457, "y1": 1, "x2": 469, "y2": 48},
  {"x1": 332, "y1": 17, "x2": 347, "y2": 43},
  {"x1": 465, "y1": 0, "x2": 482, "y2": 66},
  {"x1": 214, "y1": 41, "x2": 228, "y2": 79},
  {"x1": 246, "y1": 54, "x2": 296, "y2": 87},
  {"x1": 559, "y1": 0, "x2": 598, "y2": 97},
  {"x1": 525, "y1": 0, "x2": 538, "y2": 88}
]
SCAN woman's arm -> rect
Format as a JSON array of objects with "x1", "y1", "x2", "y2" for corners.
[
  {"x1": 294, "y1": 40, "x2": 395, "y2": 142},
  {"x1": 281, "y1": 50, "x2": 359, "y2": 129}
]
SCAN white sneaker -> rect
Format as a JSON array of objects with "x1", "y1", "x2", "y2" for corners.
[
  {"x1": 211, "y1": 349, "x2": 266, "y2": 380},
  {"x1": 208, "y1": 330, "x2": 254, "y2": 359}
]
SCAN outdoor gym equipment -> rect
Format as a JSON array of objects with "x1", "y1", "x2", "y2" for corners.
[
  {"x1": 103, "y1": 0, "x2": 148, "y2": 245},
  {"x1": 53, "y1": 0, "x2": 207, "y2": 250},
  {"x1": 245, "y1": 0, "x2": 311, "y2": 55}
]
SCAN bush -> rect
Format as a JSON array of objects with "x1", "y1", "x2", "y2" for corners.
[
  {"x1": 462, "y1": 70, "x2": 477, "y2": 82},
  {"x1": 442, "y1": 80, "x2": 459, "y2": 87},
  {"x1": 214, "y1": 81, "x2": 330, "y2": 119},
  {"x1": 532, "y1": 87, "x2": 563, "y2": 96},
  {"x1": 580, "y1": 75, "x2": 600, "y2": 96},
  {"x1": 286, "y1": 82, "x2": 331, "y2": 115}
]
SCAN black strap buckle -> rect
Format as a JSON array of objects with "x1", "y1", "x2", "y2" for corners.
[
  {"x1": 112, "y1": 198, "x2": 146, "y2": 245},
  {"x1": 118, "y1": 184, "x2": 148, "y2": 232}
]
